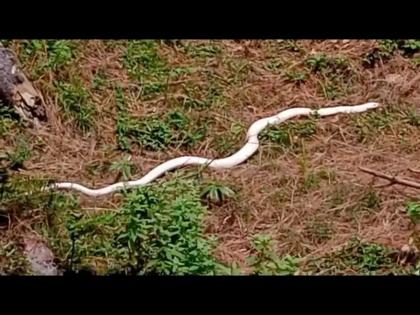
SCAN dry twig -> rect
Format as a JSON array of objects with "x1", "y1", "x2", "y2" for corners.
[{"x1": 359, "y1": 167, "x2": 420, "y2": 190}]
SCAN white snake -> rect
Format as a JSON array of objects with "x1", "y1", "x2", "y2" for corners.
[{"x1": 46, "y1": 102, "x2": 380, "y2": 197}]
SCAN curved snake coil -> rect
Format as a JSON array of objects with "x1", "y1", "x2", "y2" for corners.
[{"x1": 47, "y1": 102, "x2": 380, "y2": 197}]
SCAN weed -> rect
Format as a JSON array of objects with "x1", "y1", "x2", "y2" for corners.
[
  {"x1": 247, "y1": 234, "x2": 300, "y2": 275},
  {"x1": 0, "y1": 40, "x2": 11, "y2": 47},
  {"x1": 322, "y1": 81, "x2": 342, "y2": 100},
  {"x1": 6, "y1": 138, "x2": 31, "y2": 170},
  {"x1": 115, "y1": 87, "x2": 206, "y2": 151},
  {"x1": 403, "y1": 107, "x2": 420, "y2": 127},
  {"x1": 128, "y1": 116, "x2": 172, "y2": 151},
  {"x1": 406, "y1": 202, "x2": 420, "y2": 224},
  {"x1": 0, "y1": 117, "x2": 19, "y2": 138},
  {"x1": 109, "y1": 156, "x2": 135, "y2": 181},
  {"x1": 307, "y1": 239, "x2": 402, "y2": 275},
  {"x1": 339, "y1": 189, "x2": 382, "y2": 219},
  {"x1": 0, "y1": 173, "x2": 52, "y2": 213},
  {"x1": 56, "y1": 79, "x2": 96, "y2": 133},
  {"x1": 92, "y1": 70, "x2": 108, "y2": 91},
  {"x1": 279, "y1": 40, "x2": 301, "y2": 52},
  {"x1": 411, "y1": 56, "x2": 420, "y2": 67},
  {"x1": 0, "y1": 104, "x2": 21, "y2": 137},
  {"x1": 200, "y1": 181, "x2": 235, "y2": 205},
  {"x1": 265, "y1": 59, "x2": 283, "y2": 72},
  {"x1": 285, "y1": 70, "x2": 307, "y2": 84},
  {"x1": 306, "y1": 53, "x2": 328, "y2": 72},
  {"x1": 400, "y1": 40, "x2": 420, "y2": 54}
]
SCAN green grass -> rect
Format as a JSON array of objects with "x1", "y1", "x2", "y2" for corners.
[
  {"x1": 56, "y1": 78, "x2": 97, "y2": 133},
  {"x1": 304, "y1": 220, "x2": 333, "y2": 245},
  {"x1": 6, "y1": 137, "x2": 32, "y2": 170},
  {"x1": 117, "y1": 110, "x2": 207, "y2": 152},
  {"x1": 116, "y1": 87, "x2": 207, "y2": 151},
  {"x1": 183, "y1": 42, "x2": 222, "y2": 59},
  {"x1": 260, "y1": 119, "x2": 317, "y2": 152},
  {"x1": 285, "y1": 70, "x2": 308, "y2": 84},
  {"x1": 352, "y1": 110, "x2": 396, "y2": 143},
  {"x1": 123, "y1": 40, "x2": 169, "y2": 100},
  {"x1": 109, "y1": 155, "x2": 135, "y2": 181},
  {"x1": 0, "y1": 105, "x2": 20, "y2": 137},
  {"x1": 18, "y1": 40, "x2": 77, "y2": 78},
  {"x1": 181, "y1": 83, "x2": 225, "y2": 110},
  {"x1": 0, "y1": 240, "x2": 30, "y2": 275}
]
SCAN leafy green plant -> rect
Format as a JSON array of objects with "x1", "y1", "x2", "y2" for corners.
[
  {"x1": 306, "y1": 53, "x2": 328, "y2": 72},
  {"x1": 378, "y1": 40, "x2": 420, "y2": 57},
  {"x1": 47, "y1": 179, "x2": 223, "y2": 275},
  {"x1": 406, "y1": 202, "x2": 420, "y2": 224},
  {"x1": 285, "y1": 70, "x2": 307, "y2": 84},
  {"x1": 248, "y1": 234, "x2": 300, "y2": 275},
  {"x1": 400, "y1": 40, "x2": 420, "y2": 55},
  {"x1": 200, "y1": 182, "x2": 235, "y2": 205},
  {"x1": 379, "y1": 40, "x2": 400, "y2": 56},
  {"x1": 116, "y1": 179, "x2": 220, "y2": 275}
]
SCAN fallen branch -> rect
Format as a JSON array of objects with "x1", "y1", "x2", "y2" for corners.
[
  {"x1": 359, "y1": 167, "x2": 420, "y2": 190},
  {"x1": 408, "y1": 168, "x2": 420, "y2": 174}
]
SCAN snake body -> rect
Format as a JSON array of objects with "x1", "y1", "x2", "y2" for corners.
[{"x1": 48, "y1": 102, "x2": 380, "y2": 197}]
